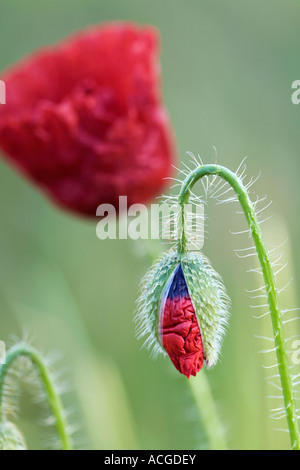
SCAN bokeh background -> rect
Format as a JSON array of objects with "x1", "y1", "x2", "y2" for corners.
[{"x1": 0, "y1": 0, "x2": 299, "y2": 450}]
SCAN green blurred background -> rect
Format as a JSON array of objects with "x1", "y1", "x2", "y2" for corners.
[{"x1": 0, "y1": 0, "x2": 299, "y2": 450}]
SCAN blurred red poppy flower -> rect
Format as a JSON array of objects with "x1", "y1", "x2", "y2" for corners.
[{"x1": 0, "y1": 23, "x2": 175, "y2": 217}]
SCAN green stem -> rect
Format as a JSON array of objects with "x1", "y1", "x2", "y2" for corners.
[
  {"x1": 178, "y1": 164, "x2": 300, "y2": 450},
  {"x1": 189, "y1": 372, "x2": 227, "y2": 450},
  {"x1": 0, "y1": 343, "x2": 72, "y2": 450}
]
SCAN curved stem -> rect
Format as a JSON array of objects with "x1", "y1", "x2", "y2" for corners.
[
  {"x1": 0, "y1": 343, "x2": 72, "y2": 450},
  {"x1": 178, "y1": 164, "x2": 300, "y2": 450}
]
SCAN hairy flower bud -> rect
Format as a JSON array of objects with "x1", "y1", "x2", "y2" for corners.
[
  {"x1": 0, "y1": 421, "x2": 27, "y2": 450},
  {"x1": 136, "y1": 250, "x2": 230, "y2": 377}
]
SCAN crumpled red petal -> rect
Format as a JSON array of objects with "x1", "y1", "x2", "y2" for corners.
[{"x1": 160, "y1": 264, "x2": 204, "y2": 378}]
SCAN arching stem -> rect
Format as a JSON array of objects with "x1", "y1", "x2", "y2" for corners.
[
  {"x1": 0, "y1": 343, "x2": 72, "y2": 450},
  {"x1": 178, "y1": 164, "x2": 300, "y2": 450}
]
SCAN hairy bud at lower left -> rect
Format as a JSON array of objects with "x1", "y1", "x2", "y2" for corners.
[{"x1": 0, "y1": 421, "x2": 27, "y2": 450}]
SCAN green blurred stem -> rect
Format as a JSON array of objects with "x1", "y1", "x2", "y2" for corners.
[
  {"x1": 178, "y1": 164, "x2": 300, "y2": 450},
  {"x1": 189, "y1": 372, "x2": 227, "y2": 450},
  {"x1": 0, "y1": 343, "x2": 72, "y2": 450}
]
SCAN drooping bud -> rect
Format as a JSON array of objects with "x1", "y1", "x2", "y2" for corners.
[
  {"x1": 0, "y1": 421, "x2": 27, "y2": 450},
  {"x1": 135, "y1": 250, "x2": 230, "y2": 377}
]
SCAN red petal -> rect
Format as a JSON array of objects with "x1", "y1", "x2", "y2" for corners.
[{"x1": 0, "y1": 23, "x2": 175, "y2": 216}]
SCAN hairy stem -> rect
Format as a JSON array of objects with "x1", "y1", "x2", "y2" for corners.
[
  {"x1": 178, "y1": 164, "x2": 300, "y2": 450},
  {"x1": 0, "y1": 343, "x2": 72, "y2": 450}
]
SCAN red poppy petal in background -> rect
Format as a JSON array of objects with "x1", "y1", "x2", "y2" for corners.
[{"x1": 0, "y1": 23, "x2": 176, "y2": 216}]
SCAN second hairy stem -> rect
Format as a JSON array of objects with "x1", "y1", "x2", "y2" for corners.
[
  {"x1": 0, "y1": 343, "x2": 72, "y2": 450},
  {"x1": 178, "y1": 164, "x2": 300, "y2": 450}
]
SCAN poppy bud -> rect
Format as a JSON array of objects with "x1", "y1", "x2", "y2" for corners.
[
  {"x1": 0, "y1": 421, "x2": 27, "y2": 450},
  {"x1": 136, "y1": 250, "x2": 230, "y2": 378}
]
